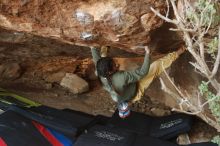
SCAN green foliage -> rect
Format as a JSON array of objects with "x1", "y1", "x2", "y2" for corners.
[
  {"x1": 207, "y1": 37, "x2": 219, "y2": 59},
  {"x1": 186, "y1": 0, "x2": 220, "y2": 27},
  {"x1": 198, "y1": 81, "x2": 220, "y2": 122},
  {"x1": 212, "y1": 135, "x2": 220, "y2": 146},
  {"x1": 198, "y1": 81, "x2": 209, "y2": 95}
]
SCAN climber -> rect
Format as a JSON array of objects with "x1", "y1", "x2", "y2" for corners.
[{"x1": 91, "y1": 45, "x2": 186, "y2": 118}]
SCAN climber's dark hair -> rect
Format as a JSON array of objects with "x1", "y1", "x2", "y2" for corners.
[{"x1": 97, "y1": 57, "x2": 115, "y2": 78}]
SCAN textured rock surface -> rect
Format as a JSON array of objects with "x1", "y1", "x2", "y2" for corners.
[
  {"x1": 60, "y1": 73, "x2": 89, "y2": 94},
  {"x1": 0, "y1": 0, "x2": 166, "y2": 50},
  {"x1": 0, "y1": 63, "x2": 22, "y2": 80}
]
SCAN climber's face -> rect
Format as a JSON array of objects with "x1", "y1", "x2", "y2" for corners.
[{"x1": 111, "y1": 60, "x2": 120, "y2": 74}]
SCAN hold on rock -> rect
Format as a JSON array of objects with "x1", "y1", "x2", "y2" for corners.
[{"x1": 75, "y1": 10, "x2": 94, "y2": 26}]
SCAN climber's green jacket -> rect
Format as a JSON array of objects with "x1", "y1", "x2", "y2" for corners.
[{"x1": 91, "y1": 47, "x2": 150, "y2": 103}]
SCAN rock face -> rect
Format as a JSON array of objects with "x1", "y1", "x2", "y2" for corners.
[
  {"x1": 0, "y1": 0, "x2": 166, "y2": 50},
  {"x1": 0, "y1": 63, "x2": 22, "y2": 80}
]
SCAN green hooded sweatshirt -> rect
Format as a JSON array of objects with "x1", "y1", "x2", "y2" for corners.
[{"x1": 91, "y1": 47, "x2": 150, "y2": 103}]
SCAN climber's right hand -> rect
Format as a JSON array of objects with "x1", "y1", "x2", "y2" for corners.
[{"x1": 144, "y1": 46, "x2": 150, "y2": 54}]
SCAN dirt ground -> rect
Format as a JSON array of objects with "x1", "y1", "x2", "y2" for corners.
[{"x1": 0, "y1": 34, "x2": 218, "y2": 143}]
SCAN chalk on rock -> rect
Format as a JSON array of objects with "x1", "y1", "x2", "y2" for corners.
[
  {"x1": 75, "y1": 10, "x2": 94, "y2": 26},
  {"x1": 80, "y1": 32, "x2": 94, "y2": 40}
]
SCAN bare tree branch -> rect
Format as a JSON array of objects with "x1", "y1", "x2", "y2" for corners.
[
  {"x1": 152, "y1": 0, "x2": 220, "y2": 131},
  {"x1": 172, "y1": 108, "x2": 201, "y2": 115},
  {"x1": 201, "y1": 94, "x2": 220, "y2": 108},
  {"x1": 182, "y1": 0, "x2": 196, "y2": 29},
  {"x1": 150, "y1": 7, "x2": 178, "y2": 24},
  {"x1": 165, "y1": 0, "x2": 170, "y2": 18},
  {"x1": 169, "y1": 28, "x2": 196, "y2": 32},
  {"x1": 160, "y1": 78, "x2": 189, "y2": 110},
  {"x1": 160, "y1": 78, "x2": 182, "y2": 103},
  {"x1": 162, "y1": 62, "x2": 186, "y2": 98},
  {"x1": 197, "y1": 91, "x2": 202, "y2": 108},
  {"x1": 189, "y1": 62, "x2": 206, "y2": 75},
  {"x1": 170, "y1": 0, "x2": 186, "y2": 23},
  {"x1": 211, "y1": 26, "x2": 220, "y2": 78},
  {"x1": 205, "y1": 13, "x2": 213, "y2": 34},
  {"x1": 198, "y1": 36, "x2": 205, "y2": 61},
  {"x1": 184, "y1": 0, "x2": 200, "y2": 28},
  {"x1": 200, "y1": 0, "x2": 212, "y2": 27},
  {"x1": 199, "y1": 114, "x2": 220, "y2": 132},
  {"x1": 184, "y1": 30, "x2": 212, "y2": 77}
]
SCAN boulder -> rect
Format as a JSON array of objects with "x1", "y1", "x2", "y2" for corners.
[{"x1": 60, "y1": 73, "x2": 89, "y2": 94}]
